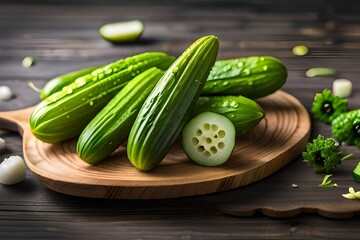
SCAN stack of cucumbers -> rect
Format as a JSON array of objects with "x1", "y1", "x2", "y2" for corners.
[{"x1": 30, "y1": 35, "x2": 288, "y2": 171}]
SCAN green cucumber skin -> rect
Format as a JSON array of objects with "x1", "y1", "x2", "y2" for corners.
[
  {"x1": 353, "y1": 162, "x2": 360, "y2": 183},
  {"x1": 194, "y1": 95, "x2": 264, "y2": 135},
  {"x1": 30, "y1": 52, "x2": 175, "y2": 143},
  {"x1": 203, "y1": 56, "x2": 288, "y2": 99},
  {"x1": 331, "y1": 109, "x2": 360, "y2": 147},
  {"x1": 127, "y1": 35, "x2": 219, "y2": 171},
  {"x1": 76, "y1": 67, "x2": 164, "y2": 165},
  {"x1": 40, "y1": 66, "x2": 101, "y2": 99}
]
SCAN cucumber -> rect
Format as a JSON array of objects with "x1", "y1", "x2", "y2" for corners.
[
  {"x1": 182, "y1": 112, "x2": 236, "y2": 167},
  {"x1": 36, "y1": 66, "x2": 101, "y2": 99},
  {"x1": 99, "y1": 20, "x2": 144, "y2": 43},
  {"x1": 353, "y1": 162, "x2": 360, "y2": 183},
  {"x1": 331, "y1": 109, "x2": 360, "y2": 148},
  {"x1": 127, "y1": 35, "x2": 219, "y2": 171},
  {"x1": 194, "y1": 95, "x2": 264, "y2": 135},
  {"x1": 202, "y1": 56, "x2": 288, "y2": 99},
  {"x1": 30, "y1": 52, "x2": 175, "y2": 143},
  {"x1": 76, "y1": 67, "x2": 164, "y2": 165}
]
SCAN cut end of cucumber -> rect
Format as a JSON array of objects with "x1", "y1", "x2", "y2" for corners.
[
  {"x1": 99, "y1": 20, "x2": 144, "y2": 43},
  {"x1": 182, "y1": 112, "x2": 236, "y2": 167},
  {"x1": 353, "y1": 162, "x2": 360, "y2": 183}
]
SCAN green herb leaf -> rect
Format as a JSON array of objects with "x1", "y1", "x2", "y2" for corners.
[
  {"x1": 319, "y1": 174, "x2": 338, "y2": 187},
  {"x1": 302, "y1": 135, "x2": 351, "y2": 173}
]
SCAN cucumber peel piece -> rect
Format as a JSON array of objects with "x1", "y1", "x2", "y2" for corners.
[
  {"x1": 99, "y1": 20, "x2": 144, "y2": 43},
  {"x1": 182, "y1": 112, "x2": 236, "y2": 167},
  {"x1": 353, "y1": 162, "x2": 360, "y2": 183}
]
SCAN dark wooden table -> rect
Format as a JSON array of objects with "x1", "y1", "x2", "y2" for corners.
[{"x1": 1, "y1": 0, "x2": 360, "y2": 239}]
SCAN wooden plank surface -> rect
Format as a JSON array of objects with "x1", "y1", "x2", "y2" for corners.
[{"x1": 0, "y1": 0, "x2": 360, "y2": 239}]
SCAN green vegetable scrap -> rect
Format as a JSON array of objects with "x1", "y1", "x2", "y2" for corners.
[
  {"x1": 332, "y1": 109, "x2": 360, "y2": 148},
  {"x1": 311, "y1": 89, "x2": 349, "y2": 124},
  {"x1": 292, "y1": 45, "x2": 309, "y2": 56},
  {"x1": 306, "y1": 68, "x2": 336, "y2": 78},
  {"x1": 22, "y1": 56, "x2": 35, "y2": 68},
  {"x1": 319, "y1": 174, "x2": 337, "y2": 187},
  {"x1": 302, "y1": 135, "x2": 353, "y2": 173},
  {"x1": 353, "y1": 162, "x2": 360, "y2": 183},
  {"x1": 342, "y1": 187, "x2": 360, "y2": 200}
]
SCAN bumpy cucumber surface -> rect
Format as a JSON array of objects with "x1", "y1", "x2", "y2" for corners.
[
  {"x1": 202, "y1": 56, "x2": 288, "y2": 99},
  {"x1": 30, "y1": 52, "x2": 175, "y2": 143},
  {"x1": 127, "y1": 35, "x2": 219, "y2": 171},
  {"x1": 182, "y1": 112, "x2": 236, "y2": 167},
  {"x1": 331, "y1": 109, "x2": 360, "y2": 148},
  {"x1": 194, "y1": 95, "x2": 264, "y2": 135},
  {"x1": 40, "y1": 66, "x2": 101, "y2": 99},
  {"x1": 76, "y1": 67, "x2": 164, "y2": 165}
]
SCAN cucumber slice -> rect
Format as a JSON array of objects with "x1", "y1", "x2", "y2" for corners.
[
  {"x1": 353, "y1": 162, "x2": 360, "y2": 183},
  {"x1": 99, "y1": 20, "x2": 144, "y2": 43},
  {"x1": 182, "y1": 112, "x2": 236, "y2": 167}
]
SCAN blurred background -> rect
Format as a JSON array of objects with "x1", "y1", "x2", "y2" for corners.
[{"x1": 0, "y1": 0, "x2": 359, "y2": 109}]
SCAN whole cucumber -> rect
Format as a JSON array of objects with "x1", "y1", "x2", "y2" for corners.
[
  {"x1": 127, "y1": 35, "x2": 219, "y2": 171},
  {"x1": 30, "y1": 52, "x2": 175, "y2": 143},
  {"x1": 202, "y1": 56, "x2": 288, "y2": 99},
  {"x1": 40, "y1": 65, "x2": 101, "y2": 99},
  {"x1": 194, "y1": 95, "x2": 264, "y2": 135},
  {"x1": 76, "y1": 67, "x2": 164, "y2": 165}
]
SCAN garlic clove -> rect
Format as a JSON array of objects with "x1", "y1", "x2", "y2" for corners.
[
  {"x1": 0, "y1": 85, "x2": 13, "y2": 101},
  {"x1": 0, "y1": 155, "x2": 26, "y2": 185},
  {"x1": 332, "y1": 79, "x2": 352, "y2": 98}
]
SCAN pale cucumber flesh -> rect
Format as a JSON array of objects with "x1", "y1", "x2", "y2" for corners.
[{"x1": 99, "y1": 20, "x2": 144, "y2": 43}]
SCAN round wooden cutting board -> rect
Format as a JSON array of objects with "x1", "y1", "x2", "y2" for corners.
[{"x1": 0, "y1": 90, "x2": 310, "y2": 199}]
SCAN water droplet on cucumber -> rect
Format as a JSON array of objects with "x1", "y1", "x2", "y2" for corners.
[
  {"x1": 237, "y1": 62, "x2": 244, "y2": 67},
  {"x1": 242, "y1": 68, "x2": 251, "y2": 76},
  {"x1": 173, "y1": 66, "x2": 179, "y2": 74},
  {"x1": 230, "y1": 101, "x2": 238, "y2": 107},
  {"x1": 222, "y1": 100, "x2": 230, "y2": 107}
]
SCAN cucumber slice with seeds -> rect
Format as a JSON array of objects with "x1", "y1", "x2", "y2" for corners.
[
  {"x1": 99, "y1": 20, "x2": 144, "y2": 43},
  {"x1": 182, "y1": 112, "x2": 236, "y2": 167}
]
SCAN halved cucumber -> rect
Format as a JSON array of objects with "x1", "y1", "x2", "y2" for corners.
[
  {"x1": 99, "y1": 20, "x2": 144, "y2": 43},
  {"x1": 182, "y1": 112, "x2": 236, "y2": 167}
]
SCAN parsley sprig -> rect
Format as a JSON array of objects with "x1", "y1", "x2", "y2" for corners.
[{"x1": 302, "y1": 135, "x2": 353, "y2": 173}]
